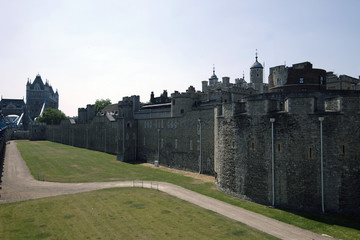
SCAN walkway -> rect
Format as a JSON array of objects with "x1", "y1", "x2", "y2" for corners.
[{"x1": 0, "y1": 141, "x2": 333, "y2": 240}]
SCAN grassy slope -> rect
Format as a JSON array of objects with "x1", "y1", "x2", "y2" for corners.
[
  {"x1": 15, "y1": 140, "x2": 360, "y2": 239},
  {"x1": 0, "y1": 188, "x2": 277, "y2": 240}
]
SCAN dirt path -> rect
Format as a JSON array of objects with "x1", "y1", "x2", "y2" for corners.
[{"x1": 0, "y1": 141, "x2": 333, "y2": 240}]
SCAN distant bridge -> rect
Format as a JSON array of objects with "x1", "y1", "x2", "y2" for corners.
[{"x1": 0, "y1": 98, "x2": 46, "y2": 129}]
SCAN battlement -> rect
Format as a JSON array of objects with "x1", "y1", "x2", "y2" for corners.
[
  {"x1": 215, "y1": 91, "x2": 360, "y2": 213},
  {"x1": 224, "y1": 92, "x2": 360, "y2": 117},
  {"x1": 118, "y1": 95, "x2": 140, "y2": 118},
  {"x1": 77, "y1": 104, "x2": 95, "y2": 124}
]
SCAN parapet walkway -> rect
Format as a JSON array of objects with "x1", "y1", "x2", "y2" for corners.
[{"x1": 0, "y1": 141, "x2": 333, "y2": 240}]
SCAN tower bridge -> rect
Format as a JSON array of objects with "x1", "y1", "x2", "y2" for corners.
[{"x1": 0, "y1": 74, "x2": 59, "y2": 129}]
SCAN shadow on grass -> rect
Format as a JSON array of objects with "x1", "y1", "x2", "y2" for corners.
[
  {"x1": 277, "y1": 206, "x2": 360, "y2": 232},
  {"x1": 130, "y1": 160, "x2": 360, "y2": 234},
  {"x1": 129, "y1": 159, "x2": 360, "y2": 233}
]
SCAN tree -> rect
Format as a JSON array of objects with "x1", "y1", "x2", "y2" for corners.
[
  {"x1": 95, "y1": 98, "x2": 111, "y2": 113},
  {"x1": 35, "y1": 108, "x2": 68, "y2": 125}
]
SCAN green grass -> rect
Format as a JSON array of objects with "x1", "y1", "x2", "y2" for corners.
[
  {"x1": 15, "y1": 140, "x2": 360, "y2": 239},
  {"x1": 0, "y1": 188, "x2": 277, "y2": 240}
]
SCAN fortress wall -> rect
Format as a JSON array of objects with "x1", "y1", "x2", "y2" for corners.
[
  {"x1": 284, "y1": 97, "x2": 315, "y2": 114},
  {"x1": 45, "y1": 107, "x2": 215, "y2": 173},
  {"x1": 215, "y1": 97, "x2": 360, "y2": 213},
  {"x1": 40, "y1": 92, "x2": 360, "y2": 212},
  {"x1": 323, "y1": 113, "x2": 360, "y2": 212},
  {"x1": 46, "y1": 117, "x2": 137, "y2": 162},
  {"x1": 341, "y1": 96, "x2": 360, "y2": 113},
  {"x1": 134, "y1": 108, "x2": 171, "y2": 119},
  {"x1": 29, "y1": 123, "x2": 46, "y2": 140},
  {"x1": 246, "y1": 99, "x2": 278, "y2": 115},
  {"x1": 137, "y1": 108, "x2": 214, "y2": 174},
  {"x1": 325, "y1": 97, "x2": 341, "y2": 112}
]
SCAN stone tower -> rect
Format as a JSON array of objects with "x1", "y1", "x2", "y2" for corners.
[
  {"x1": 26, "y1": 74, "x2": 59, "y2": 120},
  {"x1": 250, "y1": 51, "x2": 264, "y2": 93},
  {"x1": 208, "y1": 66, "x2": 218, "y2": 86}
]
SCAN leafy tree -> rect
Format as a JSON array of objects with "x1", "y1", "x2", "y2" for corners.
[
  {"x1": 36, "y1": 108, "x2": 68, "y2": 125},
  {"x1": 95, "y1": 98, "x2": 111, "y2": 113}
]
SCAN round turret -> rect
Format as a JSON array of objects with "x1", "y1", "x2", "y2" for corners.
[
  {"x1": 209, "y1": 66, "x2": 218, "y2": 86},
  {"x1": 251, "y1": 59, "x2": 263, "y2": 69},
  {"x1": 250, "y1": 51, "x2": 264, "y2": 93}
]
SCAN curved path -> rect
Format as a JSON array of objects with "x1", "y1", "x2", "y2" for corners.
[{"x1": 0, "y1": 141, "x2": 332, "y2": 240}]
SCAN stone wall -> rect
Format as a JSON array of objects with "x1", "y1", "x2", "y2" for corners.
[
  {"x1": 44, "y1": 107, "x2": 215, "y2": 174},
  {"x1": 29, "y1": 123, "x2": 46, "y2": 140},
  {"x1": 215, "y1": 95, "x2": 360, "y2": 213},
  {"x1": 46, "y1": 116, "x2": 134, "y2": 160},
  {"x1": 0, "y1": 127, "x2": 8, "y2": 187},
  {"x1": 137, "y1": 108, "x2": 214, "y2": 174}
]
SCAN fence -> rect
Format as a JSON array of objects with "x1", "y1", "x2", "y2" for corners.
[{"x1": 0, "y1": 126, "x2": 8, "y2": 191}]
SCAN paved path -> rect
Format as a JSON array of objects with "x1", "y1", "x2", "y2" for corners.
[{"x1": 0, "y1": 141, "x2": 333, "y2": 240}]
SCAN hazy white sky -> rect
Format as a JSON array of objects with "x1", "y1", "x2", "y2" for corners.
[{"x1": 1, "y1": 0, "x2": 359, "y2": 116}]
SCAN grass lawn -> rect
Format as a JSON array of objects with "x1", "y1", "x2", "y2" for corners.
[
  {"x1": 0, "y1": 188, "x2": 277, "y2": 240},
  {"x1": 15, "y1": 140, "x2": 360, "y2": 240}
]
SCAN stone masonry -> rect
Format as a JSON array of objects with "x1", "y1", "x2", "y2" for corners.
[{"x1": 215, "y1": 91, "x2": 360, "y2": 213}]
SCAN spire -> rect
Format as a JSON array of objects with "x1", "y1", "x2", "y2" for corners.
[
  {"x1": 209, "y1": 64, "x2": 218, "y2": 85},
  {"x1": 251, "y1": 49, "x2": 263, "y2": 69},
  {"x1": 210, "y1": 64, "x2": 217, "y2": 79}
]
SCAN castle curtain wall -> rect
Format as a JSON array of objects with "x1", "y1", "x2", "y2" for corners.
[
  {"x1": 215, "y1": 96, "x2": 360, "y2": 213},
  {"x1": 137, "y1": 108, "x2": 214, "y2": 174},
  {"x1": 45, "y1": 109, "x2": 215, "y2": 174}
]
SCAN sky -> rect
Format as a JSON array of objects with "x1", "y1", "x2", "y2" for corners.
[{"x1": 1, "y1": 0, "x2": 359, "y2": 117}]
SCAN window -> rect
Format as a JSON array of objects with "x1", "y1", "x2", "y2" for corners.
[
  {"x1": 190, "y1": 140, "x2": 193, "y2": 151},
  {"x1": 251, "y1": 142, "x2": 255, "y2": 151},
  {"x1": 175, "y1": 139, "x2": 178, "y2": 149},
  {"x1": 341, "y1": 145, "x2": 346, "y2": 155},
  {"x1": 180, "y1": 109, "x2": 184, "y2": 114},
  {"x1": 320, "y1": 76, "x2": 324, "y2": 85},
  {"x1": 299, "y1": 78, "x2": 304, "y2": 84},
  {"x1": 308, "y1": 147, "x2": 314, "y2": 159},
  {"x1": 277, "y1": 143, "x2": 281, "y2": 152}
]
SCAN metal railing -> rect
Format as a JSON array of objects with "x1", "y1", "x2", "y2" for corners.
[{"x1": 132, "y1": 180, "x2": 159, "y2": 191}]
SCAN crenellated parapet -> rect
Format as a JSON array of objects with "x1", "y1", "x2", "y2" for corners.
[{"x1": 214, "y1": 91, "x2": 360, "y2": 213}]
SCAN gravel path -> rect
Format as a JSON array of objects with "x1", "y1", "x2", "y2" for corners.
[{"x1": 0, "y1": 141, "x2": 333, "y2": 240}]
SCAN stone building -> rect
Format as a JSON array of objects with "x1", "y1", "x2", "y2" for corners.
[
  {"x1": 268, "y1": 62, "x2": 327, "y2": 92},
  {"x1": 326, "y1": 72, "x2": 360, "y2": 90},
  {"x1": 250, "y1": 52, "x2": 264, "y2": 93},
  {"x1": 0, "y1": 74, "x2": 59, "y2": 129},
  {"x1": 26, "y1": 74, "x2": 59, "y2": 121},
  {"x1": 38, "y1": 58, "x2": 360, "y2": 213},
  {"x1": 214, "y1": 91, "x2": 360, "y2": 213},
  {"x1": 48, "y1": 67, "x2": 256, "y2": 174},
  {"x1": 0, "y1": 99, "x2": 26, "y2": 123},
  {"x1": 77, "y1": 104, "x2": 95, "y2": 124},
  {"x1": 150, "y1": 90, "x2": 171, "y2": 104}
]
